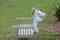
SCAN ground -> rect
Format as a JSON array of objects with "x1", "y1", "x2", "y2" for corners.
[
  {"x1": 43, "y1": 18, "x2": 60, "y2": 40},
  {"x1": 3, "y1": 18, "x2": 60, "y2": 40},
  {"x1": 0, "y1": 0, "x2": 60, "y2": 40},
  {"x1": 49, "y1": 19, "x2": 60, "y2": 40},
  {"x1": 47, "y1": 18, "x2": 60, "y2": 33}
]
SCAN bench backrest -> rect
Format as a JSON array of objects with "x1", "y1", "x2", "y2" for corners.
[
  {"x1": 32, "y1": 8, "x2": 45, "y2": 26},
  {"x1": 16, "y1": 8, "x2": 45, "y2": 26}
]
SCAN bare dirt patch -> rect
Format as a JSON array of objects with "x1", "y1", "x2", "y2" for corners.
[
  {"x1": 45, "y1": 18, "x2": 60, "y2": 40},
  {"x1": 47, "y1": 18, "x2": 60, "y2": 33}
]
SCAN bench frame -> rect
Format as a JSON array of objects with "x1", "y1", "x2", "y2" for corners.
[
  {"x1": 12, "y1": 8, "x2": 41, "y2": 40},
  {"x1": 15, "y1": 18, "x2": 37, "y2": 40}
]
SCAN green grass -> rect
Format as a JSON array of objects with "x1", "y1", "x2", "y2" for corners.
[{"x1": 0, "y1": 0, "x2": 60, "y2": 40}]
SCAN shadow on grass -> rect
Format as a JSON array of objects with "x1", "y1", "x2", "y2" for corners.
[{"x1": 19, "y1": 38, "x2": 28, "y2": 40}]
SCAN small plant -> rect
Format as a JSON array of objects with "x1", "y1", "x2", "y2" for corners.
[
  {"x1": 52, "y1": 3, "x2": 60, "y2": 21},
  {"x1": 56, "y1": 5, "x2": 60, "y2": 21}
]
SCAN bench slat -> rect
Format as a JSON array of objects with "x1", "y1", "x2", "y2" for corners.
[
  {"x1": 18, "y1": 28, "x2": 34, "y2": 36},
  {"x1": 12, "y1": 24, "x2": 38, "y2": 38},
  {"x1": 16, "y1": 18, "x2": 32, "y2": 20},
  {"x1": 12, "y1": 24, "x2": 33, "y2": 28}
]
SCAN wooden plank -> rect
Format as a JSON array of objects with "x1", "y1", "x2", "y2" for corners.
[
  {"x1": 16, "y1": 18, "x2": 32, "y2": 20},
  {"x1": 16, "y1": 28, "x2": 19, "y2": 40},
  {"x1": 33, "y1": 32, "x2": 36, "y2": 40},
  {"x1": 12, "y1": 24, "x2": 33, "y2": 28},
  {"x1": 18, "y1": 28, "x2": 34, "y2": 35}
]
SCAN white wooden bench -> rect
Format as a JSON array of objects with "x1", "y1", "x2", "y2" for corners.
[
  {"x1": 12, "y1": 18, "x2": 36, "y2": 40},
  {"x1": 12, "y1": 8, "x2": 45, "y2": 40}
]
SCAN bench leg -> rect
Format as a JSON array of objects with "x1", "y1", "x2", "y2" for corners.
[
  {"x1": 33, "y1": 32, "x2": 36, "y2": 40},
  {"x1": 16, "y1": 29, "x2": 19, "y2": 40},
  {"x1": 16, "y1": 36, "x2": 18, "y2": 40}
]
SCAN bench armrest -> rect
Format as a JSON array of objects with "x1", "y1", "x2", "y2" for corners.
[{"x1": 16, "y1": 18, "x2": 32, "y2": 20}]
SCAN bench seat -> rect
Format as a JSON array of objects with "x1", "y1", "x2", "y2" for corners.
[{"x1": 12, "y1": 24, "x2": 35, "y2": 38}]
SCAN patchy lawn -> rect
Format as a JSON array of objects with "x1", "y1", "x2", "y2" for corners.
[{"x1": 0, "y1": 0, "x2": 60, "y2": 40}]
